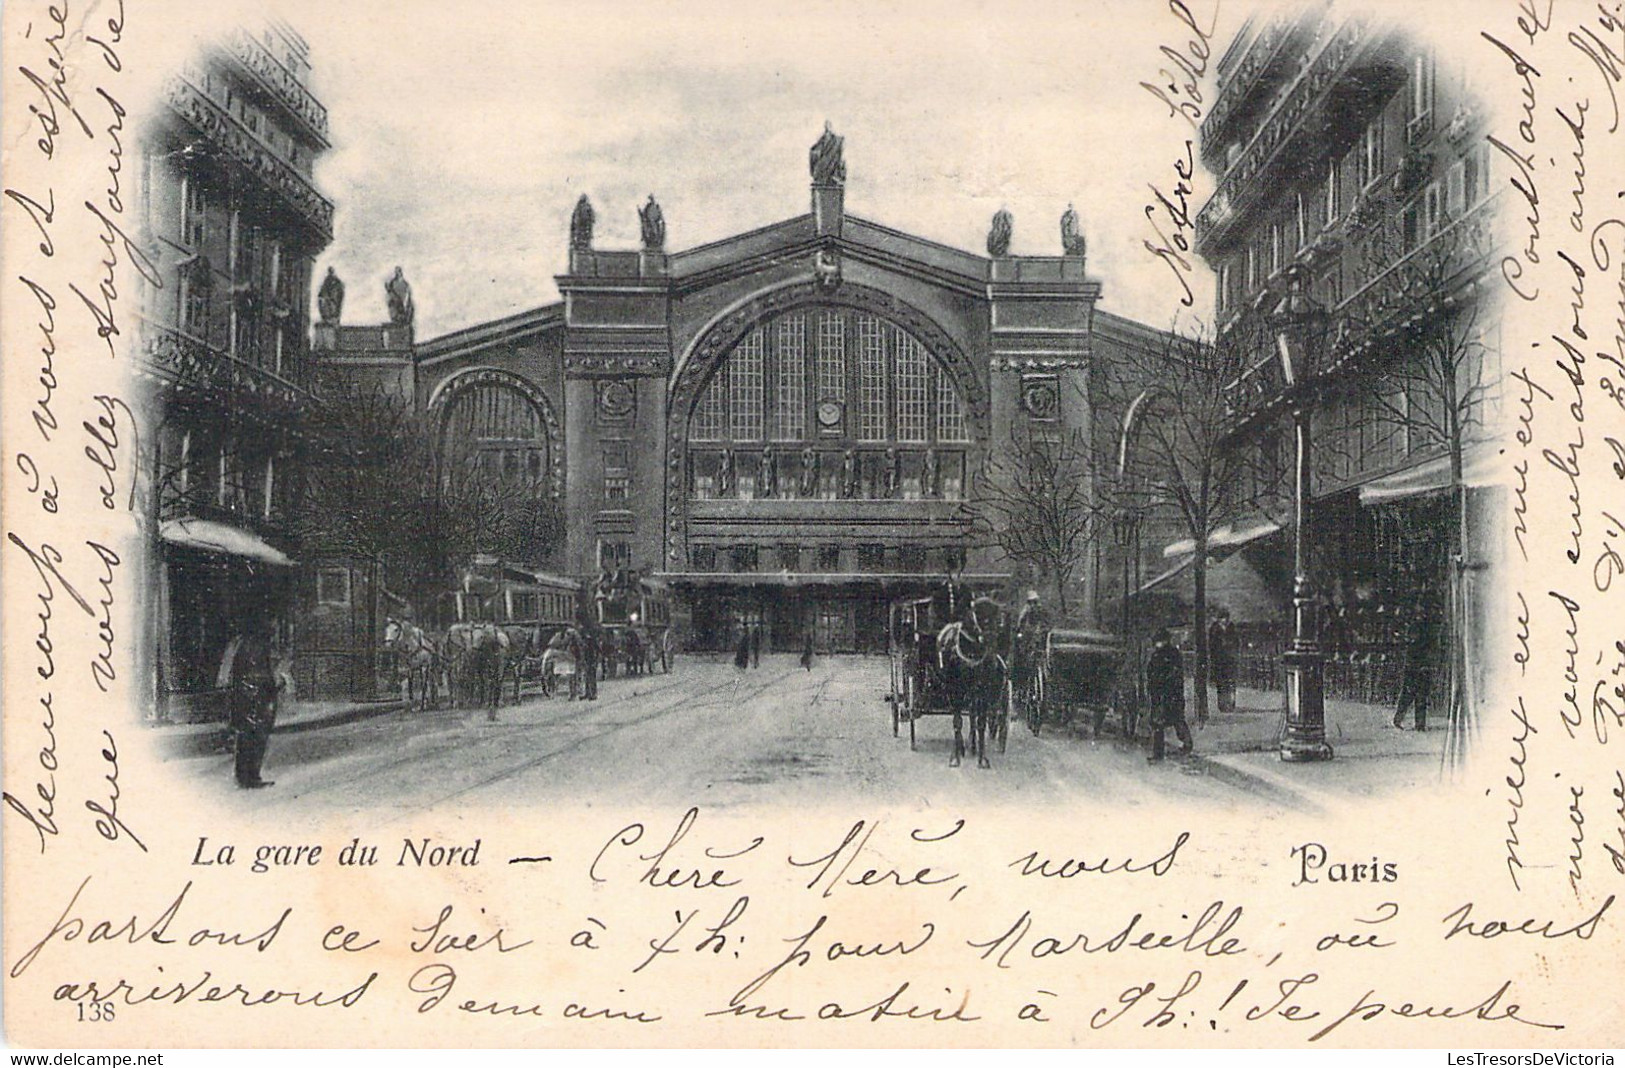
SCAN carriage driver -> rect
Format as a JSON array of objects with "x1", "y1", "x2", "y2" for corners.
[
  {"x1": 1013, "y1": 590, "x2": 1049, "y2": 652},
  {"x1": 1009, "y1": 590, "x2": 1049, "y2": 703}
]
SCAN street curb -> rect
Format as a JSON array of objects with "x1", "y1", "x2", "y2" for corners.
[
  {"x1": 1187, "y1": 750, "x2": 1327, "y2": 812},
  {"x1": 1058, "y1": 724, "x2": 1321, "y2": 810},
  {"x1": 277, "y1": 699, "x2": 408, "y2": 734}
]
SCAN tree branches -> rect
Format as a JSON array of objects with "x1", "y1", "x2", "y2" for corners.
[
  {"x1": 291, "y1": 387, "x2": 564, "y2": 616},
  {"x1": 969, "y1": 425, "x2": 1106, "y2": 618}
]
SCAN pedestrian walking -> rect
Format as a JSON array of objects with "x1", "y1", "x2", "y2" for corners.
[
  {"x1": 734, "y1": 627, "x2": 751, "y2": 670},
  {"x1": 1393, "y1": 595, "x2": 1438, "y2": 730},
  {"x1": 1146, "y1": 628, "x2": 1193, "y2": 763},
  {"x1": 580, "y1": 623, "x2": 600, "y2": 701},
  {"x1": 800, "y1": 629, "x2": 815, "y2": 671},
  {"x1": 228, "y1": 619, "x2": 283, "y2": 788},
  {"x1": 750, "y1": 623, "x2": 762, "y2": 668},
  {"x1": 1208, "y1": 607, "x2": 1238, "y2": 718}
]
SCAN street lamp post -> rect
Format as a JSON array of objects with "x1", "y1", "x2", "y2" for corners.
[{"x1": 1271, "y1": 264, "x2": 1333, "y2": 763}]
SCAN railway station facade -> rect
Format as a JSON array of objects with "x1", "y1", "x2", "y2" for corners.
[{"x1": 318, "y1": 130, "x2": 1174, "y2": 653}]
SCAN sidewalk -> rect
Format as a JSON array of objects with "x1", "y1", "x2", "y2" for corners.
[
  {"x1": 149, "y1": 695, "x2": 408, "y2": 761},
  {"x1": 1166, "y1": 684, "x2": 1448, "y2": 808}
]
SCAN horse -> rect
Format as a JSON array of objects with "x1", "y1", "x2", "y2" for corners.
[
  {"x1": 540, "y1": 626, "x2": 581, "y2": 699},
  {"x1": 383, "y1": 617, "x2": 441, "y2": 710},
  {"x1": 623, "y1": 627, "x2": 647, "y2": 676},
  {"x1": 443, "y1": 622, "x2": 512, "y2": 717},
  {"x1": 496, "y1": 623, "x2": 543, "y2": 700},
  {"x1": 935, "y1": 596, "x2": 1009, "y2": 769}
]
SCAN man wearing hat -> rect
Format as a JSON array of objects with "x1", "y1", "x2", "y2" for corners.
[{"x1": 1146, "y1": 628, "x2": 1194, "y2": 762}]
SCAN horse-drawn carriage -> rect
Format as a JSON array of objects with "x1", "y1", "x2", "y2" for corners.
[
  {"x1": 888, "y1": 590, "x2": 1012, "y2": 768},
  {"x1": 888, "y1": 586, "x2": 1128, "y2": 765},
  {"x1": 595, "y1": 573, "x2": 674, "y2": 677},
  {"x1": 1028, "y1": 628, "x2": 1127, "y2": 736},
  {"x1": 383, "y1": 561, "x2": 581, "y2": 712}
]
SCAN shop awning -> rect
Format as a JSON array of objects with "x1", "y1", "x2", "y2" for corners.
[
  {"x1": 1137, "y1": 556, "x2": 1193, "y2": 594},
  {"x1": 1161, "y1": 519, "x2": 1283, "y2": 560},
  {"x1": 1358, "y1": 448, "x2": 1505, "y2": 504},
  {"x1": 160, "y1": 517, "x2": 295, "y2": 567},
  {"x1": 1132, "y1": 545, "x2": 1285, "y2": 622}
]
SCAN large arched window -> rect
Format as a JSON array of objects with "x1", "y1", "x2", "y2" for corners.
[
  {"x1": 441, "y1": 381, "x2": 550, "y2": 485},
  {"x1": 690, "y1": 308, "x2": 970, "y2": 445},
  {"x1": 687, "y1": 307, "x2": 972, "y2": 500}
]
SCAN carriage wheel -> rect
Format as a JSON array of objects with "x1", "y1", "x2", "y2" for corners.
[
  {"x1": 997, "y1": 685, "x2": 1011, "y2": 755},
  {"x1": 907, "y1": 681, "x2": 917, "y2": 751},
  {"x1": 662, "y1": 646, "x2": 671, "y2": 674},
  {"x1": 889, "y1": 662, "x2": 900, "y2": 737},
  {"x1": 1023, "y1": 672, "x2": 1042, "y2": 736}
]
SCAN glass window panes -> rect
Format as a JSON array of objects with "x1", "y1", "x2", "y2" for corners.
[
  {"x1": 1410, "y1": 52, "x2": 1435, "y2": 124},
  {"x1": 937, "y1": 370, "x2": 968, "y2": 442},
  {"x1": 894, "y1": 328, "x2": 929, "y2": 443},
  {"x1": 774, "y1": 314, "x2": 806, "y2": 440},
  {"x1": 692, "y1": 373, "x2": 725, "y2": 440},
  {"x1": 729, "y1": 329, "x2": 765, "y2": 441},
  {"x1": 816, "y1": 312, "x2": 846, "y2": 402},
  {"x1": 441, "y1": 383, "x2": 549, "y2": 481},
  {"x1": 687, "y1": 306, "x2": 972, "y2": 456},
  {"x1": 1359, "y1": 118, "x2": 1385, "y2": 188},
  {"x1": 857, "y1": 315, "x2": 888, "y2": 441}
]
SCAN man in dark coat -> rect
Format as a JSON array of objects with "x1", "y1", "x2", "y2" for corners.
[
  {"x1": 1146, "y1": 628, "x2": 1193, "y2": 763},
  {"x1": 579, "y1": 623, "x2": 600, "y2": 701},
  {"x1": 750, "y1": 623, "x2": 762, "y2": 668},
  {"x1": 800, "y1": 629, "x2": 815, "y2": 671},
  {"x1": 734, "y1": 627, "x2": 751, "y2": 670},
  {"x1": 1393, "y1": 596, "x2": 1439, "y2": 730},
  {"x1": 229, "y1": 620, "x2": 282, "y2": 788},
  {"x1": 1208, "y1": 608, "x2": 1238, "y2": 717}
]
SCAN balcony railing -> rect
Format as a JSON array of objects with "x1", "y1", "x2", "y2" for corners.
[
  {"x1": 1201, "y1": 12, "x2": 1302, "y2": 167},
  {"x1": 1221, "y1": 195, "x2": 1498, "y2": 431},
  {"x1": 164, "y1": 73, "x2": 334, "y2": 240},
  {"x1": 139, "y1": 317, "x2": 318, "y2": 419},
  {"x1": 1196, "y1": 15, "x2": 1377, "y2": 253},
  {"x1": 219, "y1": 28, "x2": 329, "y2": 146}
]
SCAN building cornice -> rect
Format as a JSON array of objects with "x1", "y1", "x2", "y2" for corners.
[{"x1": 163, "y1": 73, "x2": 334, "y2": 241}]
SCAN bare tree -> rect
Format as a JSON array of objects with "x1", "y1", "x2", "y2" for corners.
[
  {"x1": 293, "y1": 387, "x2": 564, "y2": 617},
  {"x1": 970, "y1": 425, "x2": 1106, "y2": 619},
  {"x1": 1113, "y1": 318, "x2": 1286, "y2": 722}
]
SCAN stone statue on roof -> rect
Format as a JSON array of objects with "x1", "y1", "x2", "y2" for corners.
[
  {"x1": 638, "y1": 194, "x2": 666, "y2": 251},
  {"x1": 1061, "y1": 203, "x2": 1086, "y2": 256},
  {"x1": 385, "y1": 266, "x2": 413, "y2": 325},
  {"x1": 570, "y1": 194, "x2": 595, "y2": 251},
  {"x1": 809, "y1": 121, "x2": 846, "y2": 186},
  {"x1": 987, "y1": 208, "x2": 1013, "y2": 258},
  {"x1": 317, "y1": 266, "x2": 344, "y2": 323}
]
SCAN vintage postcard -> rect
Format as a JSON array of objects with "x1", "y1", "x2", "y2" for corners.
[{"x1": 3, "y1": 0, "x2": 1623, "y2": 1050}]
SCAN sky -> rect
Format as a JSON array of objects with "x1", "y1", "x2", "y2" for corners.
[{"x1": 210, "y1": 0, "x2": 1234, "y2": 340}]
